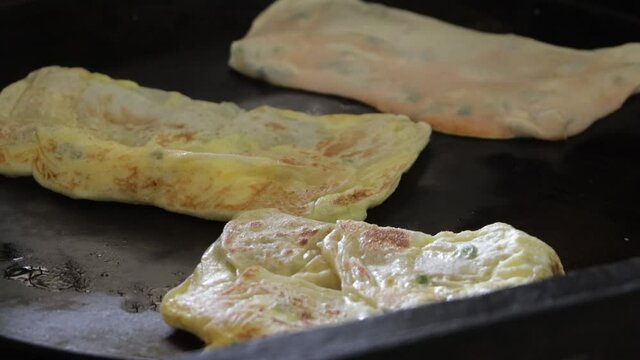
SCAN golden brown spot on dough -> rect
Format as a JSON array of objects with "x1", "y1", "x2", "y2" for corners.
[
  {"x1": 64, "y1": 172, "x2": 84, "y2": 190},
  {"x1": 140, "y1": 178, "x2": 162, "y2": 189},
  {"x1": 290, "y1": 297, "x2": 304, "y2": 307},
  {"x1": 319, "y1": 129, "x2": 364, "y2": 157},
  {"x1": 300, "y1": 228, "x2": 319, "y2": 237},
  {"x1": 174, "y1": 132, "x2": 195, "y2": 142},
  {"x1": 249, "y1": 182, "x2": 270, "y2": 192},
  {"x1": 33, "y1": 154, "x2": 57, "y2": 181},
  {"x1": 85, "y1": 148, "x2": 111, "y2": 161},
  {"x1": 0, "y1": 151, "x2": 5, "y2": 164},
  {"x1": 113, "y1": 166, "x2": 139, "y2": 193},
  {"x1": 241, "y1": 267, "x2": 260, "y2": 280},
  {"x1": 280, "y1": 157, "x2": 300, "y2": 166},
  {"x1": 325, "y1": 308, "x2": 341, "y2": 317},
  {"x1": 344, "y1": 148, "x2": 375, "y2": 159},
  {"x1": 155, "y1": 132, "x2": 196, "y2": 146},
  {"x1": 551, "y1": 260, "x2": 563, "y2": 275},
  {"x1": 300, "y1": 311, "x2": 314, "y2": 321},
  {"x1": 355, "y1": 263, "x2": 369, "y2": 278},
  {"x1": 43, "y1": 140, "x2": 57, "y2": 153},
  {"x1": 333, "y1": 189, "x2": 372, "y2": 205},
  {"x1": 337, "y1": 221, "x2": 361, "y2": 235},
  {"x1": 168, "y1": 123, "x2": 186, "y2": 129},
  {"x1": 297, "y1": 227, "x2": 319, "y2": 246},
  {"x1": 265, "y1": 122, "x2": 286, "y2": 131},
  {"x1": 362, "y1": 227, "x2": 410, "y2": 249},
  {"x1": 236, "y1": 326, "x2": 262, "y2": 340},
  {"x1": 322, "y1": 141, "x2": 350, "y2": 157},
  {"x1": 178, "y1": 194, "x2": 208, "y2": 210},
  {"x1": 213, "y1": 185, "x2": 232, "y2": 198},
  {"x1": 167, "y1": 175, "x2": 318, "y2": 215},
  {"x1": 15, "y1": 151, "x2": 34, "y2": 164},
  {"x1": 44, "y1": 170, "x2": 58, "y2": 180}
]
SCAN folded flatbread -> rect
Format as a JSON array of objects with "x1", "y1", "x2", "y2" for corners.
[
  {"x1": 161, "y1": 209, "x2": 564, "y2": 347},
  {"x1": 229, "y1": 0, "x2": 640, "y2": 140},
  {"x1": 0, "y1": 66, "x2": 430, "y2": 221}
]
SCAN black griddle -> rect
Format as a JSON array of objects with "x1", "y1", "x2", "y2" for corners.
[{"x1": 1, "y1": 0, "x2": 639, "y2": 359}]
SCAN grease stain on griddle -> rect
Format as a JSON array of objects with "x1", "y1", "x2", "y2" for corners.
[
  {"x1": 4, "y1": 260, "x2": 92, "y2": 292},
  {"x1": 1, "y1": 239, "x2": 189, "y2": 316},
  {"x1": 112, "y1": 274, "x2": 185, "y2": 314}
]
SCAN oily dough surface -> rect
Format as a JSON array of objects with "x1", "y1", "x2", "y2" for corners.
[
  {"x1": 160, "y1": 209, "x2": 564, "y2": 348},
  {"x1": 0, "y1": 66, "x2": 430, "y2": 222},
  {"x1": 229, "y1": 0, "x2": 640, "y2": 140}
]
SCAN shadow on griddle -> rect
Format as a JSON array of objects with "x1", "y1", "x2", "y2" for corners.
[{"x1": 165, "y1": 329, "x2": 205, "y2": 351}]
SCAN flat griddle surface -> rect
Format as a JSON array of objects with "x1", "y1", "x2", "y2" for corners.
[{"x1": 1, "y1": 0, "x2": 639, "y2": 359}]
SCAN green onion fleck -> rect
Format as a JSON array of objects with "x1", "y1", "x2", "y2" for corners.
[
  {"x1": 416, "y1": 274, "x2": 429, "y2": 285},
  {"x1": 456, "y1": 105, "x2": 472, "y2": 116},
  {"x1": 150, "y1": 150, "x2": 163, "y2": 160},
  {"x1": 457, "y1": 244, "x2": 477, "y2": 259}
]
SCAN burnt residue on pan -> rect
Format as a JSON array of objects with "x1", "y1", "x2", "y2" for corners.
[
  {"x1": 2, "y1": 243, "x2": 188, "y2": 313},
  {"x1": 112, "y1": 275, "x2": 185, "y2": 314},
  {"x1": 4, "y1": 260, "x2": 91, "y2": 292},
  {"x1": 2, "y1": 241, "x2": 92, "y2": 293}
]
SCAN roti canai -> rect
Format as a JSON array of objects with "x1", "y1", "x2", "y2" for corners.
[
  {"x1": 0, "y1": 66, "x2": 430, "y2": 221},
  {"x1": 230, "y1": 0, "x2": 640, "y2": 140},
  {"x1": 161, "y1": 209, "x2": 564, "y2": 347}
]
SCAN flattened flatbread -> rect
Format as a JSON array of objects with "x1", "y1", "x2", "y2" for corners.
[
  {"x1": 229, "y1": 0, "x2": 640, "y2": 140},
  {"x1": 0, "y1": 66, "x2": 430, "y2": 221},
  {"x1": 321, "y1": 220, "x2": 564, "y2": 310},
  {"x1": 220, "y1": 210, "x2": 339, "y2": 289},
  {"x1": 161, "y1": 209, "x2": 563, "y2": 347},
  {"x1": 161, "y1": 237, "x2": 377, "y2": 347}
]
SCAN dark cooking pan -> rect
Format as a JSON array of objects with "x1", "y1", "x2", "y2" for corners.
[{"x1": 1, "y1": 0, "x2": 639, "y2": 359}]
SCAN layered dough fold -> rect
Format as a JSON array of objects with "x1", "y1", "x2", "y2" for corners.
[
  {"x1": 0, "y1": 66, "x2": 430, "y2": 221},
  {"x1": 161, "y1": 209, "x2": 563, "y2": 347}
]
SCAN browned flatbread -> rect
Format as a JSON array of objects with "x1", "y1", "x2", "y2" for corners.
[
  {"x1": 229, "y1": 0, "x2": 640, "y2": 140},
  {"x1": 0, "y1": 66, "x2": 430, "y2": 222},
  {"x1": 161, "y1": 209, "x2": 564, "y2": 348}
]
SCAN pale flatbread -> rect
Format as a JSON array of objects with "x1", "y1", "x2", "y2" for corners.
[
  {"x1": 161, "y1": 265, "x2": 377, "y2": 348},
  {"x1": 321, "y1": 220, "x2": 564, "y2": 310},
  {"x1": 161, "y1": 209, "x2": 563, "y2": 347},
  {"x1": 0, "y1": 66, "x2": 430, "y2": 221},
  {"x1": 229, "y1": 0, "x2": 640, "y2": 140},
  {"x1": 220, "y1": 210, "x2": 339, "y2": 289}
]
